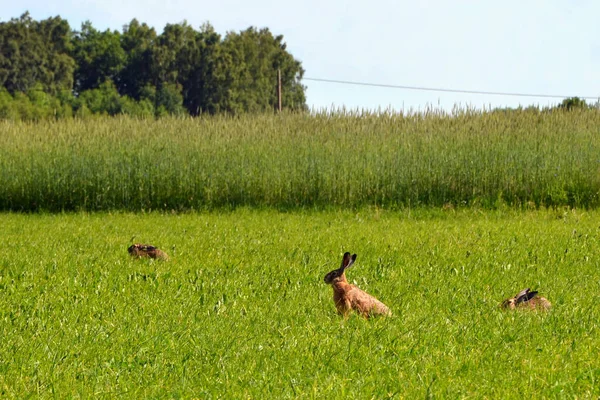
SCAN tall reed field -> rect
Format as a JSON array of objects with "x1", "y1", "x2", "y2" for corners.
[{"x1": 0, "y1": 108, "x2": 599, "y2": 211}]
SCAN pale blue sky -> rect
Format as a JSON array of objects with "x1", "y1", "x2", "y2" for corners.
[{"x1": 3, "y1": 0, "x2": 599, "y2": 112}]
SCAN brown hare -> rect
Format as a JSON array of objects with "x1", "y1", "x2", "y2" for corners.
[
  {"x1": 501, "y1": 288, "x2": 551, "y2": 311},
  {"x1": 324, "y1": 252, "x2": 391, "y2": 318},
  {"x1": 127, "y1": 243, "x2": 169, "y2": 261}
]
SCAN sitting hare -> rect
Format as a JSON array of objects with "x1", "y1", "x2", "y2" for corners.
[
  {"x1": 324, "y1": 252, "x2": 391, "y2": 318},
  {"x1": 501, "y1": 288, "x2": 551, "y2": 311},
  {"x1": 127, "y1": 243, "x2": 169, "y2": 261}
]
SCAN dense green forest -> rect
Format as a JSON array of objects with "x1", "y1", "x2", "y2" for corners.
[{"x1": 0, "y1": 12, "x2": 306, "y2": 119}]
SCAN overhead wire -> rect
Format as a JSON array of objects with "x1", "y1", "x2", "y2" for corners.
[{"x1": 303, "y1": 77, "x2": 600, "y2": 100}]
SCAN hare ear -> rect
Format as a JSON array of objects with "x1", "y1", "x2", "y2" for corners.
[
  {"x1": 341, "y1": 252, "x2": 351, "y2": 269},
  {"x1": 345, "y1": 254, "x2": 357, "y2": 270},
  {"x1": 516, "y1": 288, "x2": 538, "y2": 303}
]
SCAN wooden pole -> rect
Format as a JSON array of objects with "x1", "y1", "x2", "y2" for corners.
[{"x1": 277, "y1": 69, "x2": 282, "y2": 112}]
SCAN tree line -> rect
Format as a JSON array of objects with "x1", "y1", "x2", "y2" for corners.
[{"x1": 0, "y1": 12, "x2": 307, "y2": 119}]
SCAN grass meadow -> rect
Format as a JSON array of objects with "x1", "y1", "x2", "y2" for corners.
[
  {"x1": 1, "y1": 208, "x2": 600, "y2": 397},
  {"x1": 1, "y1": 108, "x2": 599, "y2": 211},
  {"x1": 2, "y1": 109, "x2": 600, "y2": 397}
]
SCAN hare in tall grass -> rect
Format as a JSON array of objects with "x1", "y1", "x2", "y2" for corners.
[
  {"x1": 127, "y1": 243, "x2": 169, "y2": 261},
  {"x1": 501, "y1": 288, "x2": 551, "y2": 311},
  {"x1": 324, "y1": 252, "x2": 391, "y2": 318}
]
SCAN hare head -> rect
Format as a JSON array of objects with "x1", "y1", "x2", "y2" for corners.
[
  {"x1": 324, "y1": 252, "x2": 356, "y2": 284},
  {"x1": 501, "y1": 288, "x2": 541, "y2": 309},
  {"x1": 128, "y1": 243, "x2": 169, "y2": 260},
  {"x1": 128, "y1": 243, "x2": 155, "y2": 255}
]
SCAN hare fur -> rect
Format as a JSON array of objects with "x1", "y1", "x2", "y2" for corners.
[
  {"x1": 324, "y1": 252, "x2": 391, "y2": 318},
  {"x1": 501, "y1": 288, "x2": 551, "y2": 311},
  {"x1": 128, "y1": 243, "x2": 169, "y2": 261}
]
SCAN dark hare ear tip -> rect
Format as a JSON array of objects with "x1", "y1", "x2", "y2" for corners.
[{"x1": 341, "y1": 252, "x2": 351, "y2": 268}]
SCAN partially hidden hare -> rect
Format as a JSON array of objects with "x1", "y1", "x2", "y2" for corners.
[
  {"x1": 501, "y1": 288, "x2": 551, "y2": 311},
  {"x1": 324, "y1": 252, "x2": 391, "y2": 318},
  {"x1": 128, "y1": 243, "x2": 169, "y2": 261}
]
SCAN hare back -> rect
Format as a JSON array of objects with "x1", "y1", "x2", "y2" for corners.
[
  {"x1": 130, "y1": 247, "x2": 169, "y2": 260},
  {"x1": 505, "y1": 295, "x2": 551, "y2": 311},
  {"x1": 347, "y1": 285, "x2": 391, "y2": 317},
  {"x1": 520, "y1": 296, "x2": 551, "y2": 310},
  {"x1": 153, "y1": 249, "x2": 169, "y2": 260}
]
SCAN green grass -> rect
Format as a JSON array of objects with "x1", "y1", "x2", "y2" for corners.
[
  {"x1": 1, "y1": 208, "x2": 600, "y2": 397},
  {"x1": 1, "y1": 108, "x2": 600, "y2": 211}
]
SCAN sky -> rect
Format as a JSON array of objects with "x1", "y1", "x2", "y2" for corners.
[{"x1": 3, "y1": 0, "x2": 599, "y2": 112}]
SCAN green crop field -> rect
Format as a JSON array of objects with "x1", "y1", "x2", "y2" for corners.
[
  {"x1": 1, "y1": 208, "x2": 599, "y2": 398},
  {"x1": 2, "y1": 110, "x2": 600, "y2": 397},
  {"x1": 1, "y1": 109, "x2": 600, "y2": 211}
]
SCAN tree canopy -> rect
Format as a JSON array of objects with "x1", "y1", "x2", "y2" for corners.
[{"x1": 0, "y1": 12, "x2": 306, "y2": 119}]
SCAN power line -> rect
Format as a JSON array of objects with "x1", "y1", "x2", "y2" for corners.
[{"x1": 304, "y1": 77, "x2": 600, "y2": 101}]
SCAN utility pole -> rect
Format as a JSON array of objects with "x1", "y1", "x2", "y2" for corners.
[{"x1": 277, "y1": 69, "x2": 282, "y2": 112}]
